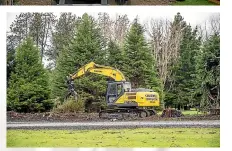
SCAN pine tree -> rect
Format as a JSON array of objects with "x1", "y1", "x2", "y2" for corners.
[
  {"x1": 106, "y1": 40, "x2": 124, "y2": 70},
  {"x1": 168, "y1": 25, "x2": 201, "y2": 109},
  {"x1": 47, "y1": 13, "x2": 77, "y2": 68},
  {"x1": 51, "y1": 13, "x2": 106, "y2": 111},
  {"x1": 195, "y1": 34, "x2": 220, "y2": 110},
  {"x1": 123, "y1": 18, "x2": 161, "y2": 92},
  {"x1": 163, "y1": 13, "x2": 201, "y2": 109},
  {"x1": 8, "y1": 12, "x2": 56, "y2": 63},
  {"x1": 7, "y1": 38, "x2": 51, "y2": 112},
  {"x1": 29, "y1": 13, "x2": 56, "y2": 61},
  {"x1": 9, "y1": 13, "x2": 32, "y2": 45}
]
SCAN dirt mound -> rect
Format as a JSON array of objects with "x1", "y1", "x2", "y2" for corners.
[{"x1": 7, "y1": 111, "x2": 99, "y2": 122}]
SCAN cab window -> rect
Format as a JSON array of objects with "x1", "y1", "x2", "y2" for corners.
[{"x1": 117, "y1": 84, "x2": 122, "y2": 96}]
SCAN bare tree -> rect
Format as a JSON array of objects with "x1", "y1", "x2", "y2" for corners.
[
  {"x1": 97, "y1": 13, "x2": 130, "y2": 47},
  {"x1": 198, "y1": 13, "x2": 220, "y2": 41},
  {"x1": 146, "y1": 19, "x2": 170, "y2": 86},
  {"x1": 29, "y1": 13, "x2": 56, "y2": 61},
  {"x1": 47, "y1": 12, "x2": 77, "y2": 68},
  {"x1": 8, "y1": 12, "x2": 56, "y2": 62},
  {"x1": 9, "y1": 13, "x2": 33, "y2": 45},
  {"x1": 112, "y1": 14, "x2": 130, "y2": 47},
  {"x1": 98, "y1": 12, "x2": 114, "y2": 43},
  {"x1": 146, "y1": 17, "x2": 184, "y2": 89}
]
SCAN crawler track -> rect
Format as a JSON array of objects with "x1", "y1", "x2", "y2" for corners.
[{"x1": 99, "y1": 108, "x2": 156, "y2": 119}]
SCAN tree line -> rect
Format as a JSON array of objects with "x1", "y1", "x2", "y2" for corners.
[{"x1": 7, "y1": 12, "x2": 220, "y2": 113}]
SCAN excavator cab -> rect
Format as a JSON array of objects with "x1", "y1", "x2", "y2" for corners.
[{"x1": 106, "y1": 81, "x2": 131, "y2": 105}]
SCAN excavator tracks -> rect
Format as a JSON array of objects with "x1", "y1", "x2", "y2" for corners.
[{"x1": 99, "y1": 108, "x2": 156, "y2": 119}]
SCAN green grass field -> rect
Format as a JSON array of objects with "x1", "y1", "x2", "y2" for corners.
[
  {"x1": 182, "y1": 109, "x2": 204, "y2": 115},
  {"x1": 173, "y1": 0, "x2": 216, "y2": 5},
  {"x1": 157, "y1": 109, "x2": 204, "y2": 116},
  {"x1": 7, "y1": 128, "x2": 220, "y2": 147}
]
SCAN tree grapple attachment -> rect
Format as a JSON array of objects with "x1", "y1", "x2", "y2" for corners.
[{"x1": 65, "y1": 76, "x2": 78, "y2": 101}]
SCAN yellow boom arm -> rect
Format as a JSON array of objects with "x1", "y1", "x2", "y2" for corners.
[{"x1": 70, "y1": 62, "x2": 126, "y2": 81}]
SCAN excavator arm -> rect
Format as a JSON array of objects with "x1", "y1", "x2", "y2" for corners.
[{"x1": 65, "y1": 62, "x2": 126, "y2": 100}]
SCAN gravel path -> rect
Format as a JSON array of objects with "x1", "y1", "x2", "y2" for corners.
[{"x1": 7, "y1": 120, "x2": 220, "y2": 130}]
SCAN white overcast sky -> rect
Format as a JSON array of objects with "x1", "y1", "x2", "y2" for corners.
[
  {"x1": 6, "y1": 8, "x2": 219, "y2": 66},
  {"x1": 7, "y1": 8, "x2": 219, "y2": 31}
]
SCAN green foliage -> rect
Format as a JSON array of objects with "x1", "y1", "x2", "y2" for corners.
[
  {"x1": 164, "y1": 13, "x2": 220, "y2": 111},
  {"x1": 7, "y1": 12, "x2": 220, "y2": 113},
  {"x1": 173, "y1": 0, "x2": 216, "y2": 5},
  {"x1": 181, "y1": 109, "x2": 204, "y2": 115},
  {"x1": 106, "y1": 40, "x2": 124, "y2": 70},
  {"x1": 8, "y1": 13, "x2": 56, "y2": 62},
  {"x1": 195, "y1": 34, "x2": 220, "y2": 109},
  {"x1": 7, "y1": 128, "x2": 220, "y2": 147},
  {"x1": 29, "y1": 13, "x2": 56, "y2": 61},
  {"x1": 42, "y1": 99, "x2": 54, "y2": 111},
  {"x1": 123, "y1": 18, "x2": 161, "y2": 93},
  {"x1": 169, "y1": 26, "x2": 201, "y2": 107},
  {"x1": 13, "y1": 0, "x2": 20, "y2": 5},
  {"x1": 47, "y1": 13, "x2": 77, "y2": 68},
  {"x1": 51, "y1": 13, "x2": 107, "y2": 107},
  {"x1": 7, "y1": 38, "x2": 51, "y2": 112},
  {"x1": 53, "y1": 99, "x2": 84, "y2": 113},
  {"x1": 164, "y1": 13, "x2": 202, "y2": 109}
]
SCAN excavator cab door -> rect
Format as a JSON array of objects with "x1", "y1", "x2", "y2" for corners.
[{"x1": 106, "y1": 82, "x2": 124, "y2": 105}]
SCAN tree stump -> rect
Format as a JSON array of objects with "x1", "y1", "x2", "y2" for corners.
[{"x1": 161, "y1": 108, "x2": 183, "y2": 118}]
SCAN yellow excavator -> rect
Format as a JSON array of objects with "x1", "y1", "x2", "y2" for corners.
[{"x1": 66, "y1": 62, "x2": 160, "y2": 118}]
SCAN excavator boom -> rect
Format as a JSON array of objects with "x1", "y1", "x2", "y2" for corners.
[{"x1": 70, "y1": 62, "x2": 126, "y2": 81}]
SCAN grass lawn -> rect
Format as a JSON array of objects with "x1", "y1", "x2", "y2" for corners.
[
  {"x1": 157, "y1": 108, "x2": 204, "y2": 116},
  {"x1": 7, "y1": 128, "x2": 220, "y2": 147},
  {"x1": 173, "y1": 0, "x2": 217, "y2": 5},
  {"x1": 181, "y1": 109, "x2": 204, "y2": 115}
]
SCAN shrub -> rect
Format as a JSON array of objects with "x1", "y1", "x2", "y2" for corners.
[
  {"x1": 53, "y1": 99, "x2": 84, "y2": 113},
  {"x1": 42, "y1": 99, "x2": 54, "y2": 111}
]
